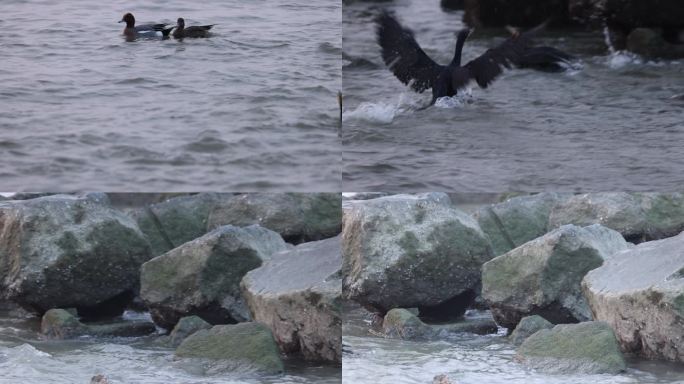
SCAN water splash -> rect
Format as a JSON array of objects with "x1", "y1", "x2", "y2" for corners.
[
  {"x1": 434, "y1": 88, "x2": 474, "y2": 109},
  {"x1": 343, "y1": 92, "x2": 426, "y2": 124}
]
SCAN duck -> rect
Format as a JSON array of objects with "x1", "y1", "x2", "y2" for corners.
[
  {"x1": 119, "y1": 13, "x2": 173, "y2": 40},
  {"x1": 376, "y1": 11, "x2": 575, "y2": 104},
  {"x1": 172, "y1": 18, "x2": 214, "y2": 39}
]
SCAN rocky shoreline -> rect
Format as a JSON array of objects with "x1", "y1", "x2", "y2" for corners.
[
  {"x1": 0, "y1": 193, "x2": 342, "y2": 381},
  {"x1": 342, "y1": 192, "x2": 684, "y2": 378}
]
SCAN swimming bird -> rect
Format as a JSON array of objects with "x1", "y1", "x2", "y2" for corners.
[
  {"x1": 376, "y1": 11, "x2": 575, "y2": 104},
  {"x1": 172, "y1": 18, "x2": 214, "y2": 39},
  {"x1": 119, "y1": 13, "x2": 172, "y2": 40}
]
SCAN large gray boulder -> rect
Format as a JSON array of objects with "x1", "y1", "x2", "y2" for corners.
[
  {"x1": 169, "y1": 315, "x2": 212, "y2": 347},
  {"x1": 516, "y1": 321, "x2": 626, "y2": 374},
  {"x1": 140, "y1": 225, "x2": 288, "y2": 329},
  {"x1": 242, "y1": 236, "x2": 342, "y2": 363},
  {"x1": 474, "y1": 193, "x2": 570, "y2": 255},
  {"x1": 548, "y1": 193, "x2": 684, "y2": 243},
  {"x1": 343, "y1": 193, "x2": 494, "y2": 314},
  {"x1": 464, "y1": 0, "x2": 572, "y2": 28},
  {"x1": 207, "y1": 193, "x2": 342, "y2": 244},
  {"x1": 41, "y1": 308, "x2": 155, "y2": 339},
  {"x1": 175, "y1": 322, "x2": 284, "y2": 375},
  {"x1": 132, "y1": 193, "x2": 229, "y2": 256},
  {"x1": 582, "y1": 232, "x2": 684, "y2": 362},
  {"x1": 482, "y1": 224, "x2": 629, "y2": 329},
  {"x1": 0, "y1": 195, "x2": 152, "y2": 314}
]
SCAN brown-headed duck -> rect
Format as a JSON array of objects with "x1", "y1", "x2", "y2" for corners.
[
  {"x1": 172, "y1": 18, "x2": 214, "y2": 39},
  {"x1": 119, "y1": 13, "x2": 173, "y2": 40}
]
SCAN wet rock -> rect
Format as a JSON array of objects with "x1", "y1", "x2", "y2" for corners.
[
  {"x1": 41, "y1": 308, "x2": 155, "y2": 340},
  {"x1": 169, "y1": 315, "x2": 212, "y2": 347},
  {"x1": 207, "y1": 193, "x2": 342, "y2": 244},
  {"x1": 474, "y1": 193, "x2": 570, "y2": 255},
  {"x1": 464, "y1": 0, "x2": 572, "y2": 28},
  {"x1": 482, "y1": 224, "x2": 629, "y2": 329},
  {"x1": 90, "y1": 375, "x2": 109, "y2": 384},
  {"x1": 242, "y1": 236, "x2": 342, "y2": 363},
  {"x1": 0, "y1": 194, "x2": 152, "y2": 315},
  {"x1": 433, "y1": 374, "x2": 453, "y2": 384},
  {"x1": 140, "y1": 225, "x2": 288, "y2": 329},
  {"x1": 343, "y1": 193, "x2": 494, "y2": 314},
  {"x1": 568, "y1": 0, "x2": 684, "y2": 31},
  {"x1": 548, "y1": 193, "x2": 684, "y2": 242},
  {"x1": 516, "y1": 321, "x2": 626, "y2": 374},
  {"x1": 382, "y1": 308, "x2": 432, "y2": 340},
  {"x1": 626, "y1": 28, "x2": 684, "y2": 59},
  {"x1": 509, "y1": 315, "x2": 554, "y2": 346},
  {"x1": 382, "y1": 308, "x2": 498, "y2": 341},
  {"x1": 175, "y1": 322, "x2": 284, "y2": 375},
  {"x1": 582, "y1": 232, "x2": 684, "y2": 362},
  {"x1": 132, "y1": 193, "x2": 228, "y2": 256}
]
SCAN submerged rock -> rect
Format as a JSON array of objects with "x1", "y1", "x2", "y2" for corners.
[
  {"x1": 432, "y1": 374, "x2": 454, "y2": 384},
  {"x1": 207, "y1": 193, "x2": 342, "y2": 244},
  {"x1": 482, "y1": 224, "x2": 629, "y2": 329},
  {"x1": 169, "y1": 315, "x2": 212, "y2": 347},
  {"x1": 382, "y1": 308, "x2": 497, "y2": 341},
  {"x1": 242, "y1": 236, "x2": 342, "y2": 363},
  {"x1": 140, "y1": 225, "x2": 288, "y2": 329},
  {"x1": 90, "y1": 375, "x2": 109, "y2": 384},
  {"x1": 175, "y1": 322, "x2": 284, "y2": 375},
  {"x1": 475, "y1": 193, "x2": 570, "y2": 255},
  {"x1": 0, "y1": 194, "x2": 152, "y2": 315},
  {"x1": 509, "y1": 315, "x2": 554, "y2": 346},
  {"x1": 516, "y1": 321, "x2": 626, "y2": 374},
  {"x1": 583, "y1": 232, "x2": 684, "y2": 362},
  {"x1": 41, "y1": 308, "x2": 155, "y2": 339},
  {"x1": 343, "y1": 193, "x2": 494, "y2": 314}
]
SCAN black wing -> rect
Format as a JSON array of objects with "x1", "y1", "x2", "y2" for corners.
[
  {"x1": 376, "y1": 11, "x2": 444, "y2": 93},
  {"x1": 456, "y1": 21, "x2": 548, "y2": 89}
]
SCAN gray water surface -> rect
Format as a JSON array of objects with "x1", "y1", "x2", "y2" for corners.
[
  {"x1": 342, "y1": 0, "x2": 684, "y2": 191},
  {"x1": 0, "y1": 0, "x2": 341, "y2": 191}
]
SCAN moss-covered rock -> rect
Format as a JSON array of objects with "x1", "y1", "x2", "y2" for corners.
[
  {"x1": 474, "y1": 193, "x2": 571, "y2": 255},
  {"x1": 140, "y1": 225, "x2": 288, "y2": 329},
  {"x1": 41, "y1": 308, "x2": 155, "y2": 339},
  {"x1": 382, "y1": 308, "x2": 497, "y2": 341},
  {"x1": 482, "y1": 224, "x2": 629, "y2": 330},
  {"x1": 207, "y1": 193, "x2": 342, "y2": 244},
  {"x1": 583, "y1": 231, "x2": 684, "y2": 362},
  {"x1": 169, "y1": 315, "x2": 212, "y2": 347},
  {"x1": 509, "y1": 315, "x2": 553, "y2": 346},
  {"x1": 175, "y1": 323, "x2": 284, "y2": 375},
  {"x1": 516, "y1": 321, "x2": 626, "y2": 374},
  {"x1": 242, "y1": 236, "x2": 341, "y2": 363},
  {"x1": 343, "y1": 193, "x2": 493, "y2": 314},
  {"x1": 0, "y1": 194, "x2": 152, "y2": 315},
  {"x1": 132, "y1": 193, "x2": 229, "y2": 256}
]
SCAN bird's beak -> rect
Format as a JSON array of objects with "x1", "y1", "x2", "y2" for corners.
[{"x1": 118, "y1": 19, "x2": 124, "y2": 23}]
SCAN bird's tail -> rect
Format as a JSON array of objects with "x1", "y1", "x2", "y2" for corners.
[{"x1": 161, "y1": 26, "x2": 174, "y2": 37}]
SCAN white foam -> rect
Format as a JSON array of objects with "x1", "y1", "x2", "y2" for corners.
[
  {"x1": 434, "y1": 87, "x2": 474, "y2": 109},
  {"x1": 343, "y1": 92, "x2": 427, "y2": 124}
]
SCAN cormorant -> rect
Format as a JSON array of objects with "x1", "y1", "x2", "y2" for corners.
[
  {"x1": 172, "y1": 18, "x2": 214, "y2": 39},
  {"x1": 376, "y1": 11, "x2": 574, "y2": 104}
]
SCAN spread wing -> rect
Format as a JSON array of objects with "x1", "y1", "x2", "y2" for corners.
[
  {"x1": 455, "y1": 21, "x2": 549, "y2": 90},
  {"x1": 376, "y1": 11, "x2": 444, "y2": 93}
]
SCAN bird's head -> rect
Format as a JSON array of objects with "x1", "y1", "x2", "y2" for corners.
[
  {"x1": 177, "y1": 18, "x2": 185, "y2": 28},
  {"x1": 119, "y1": 13, "x2": 135, "y2": 27}
]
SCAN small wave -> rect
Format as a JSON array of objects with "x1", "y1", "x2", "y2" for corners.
[{"x1": 606, "y1": 51, "x2": 644, "y2": 69}]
